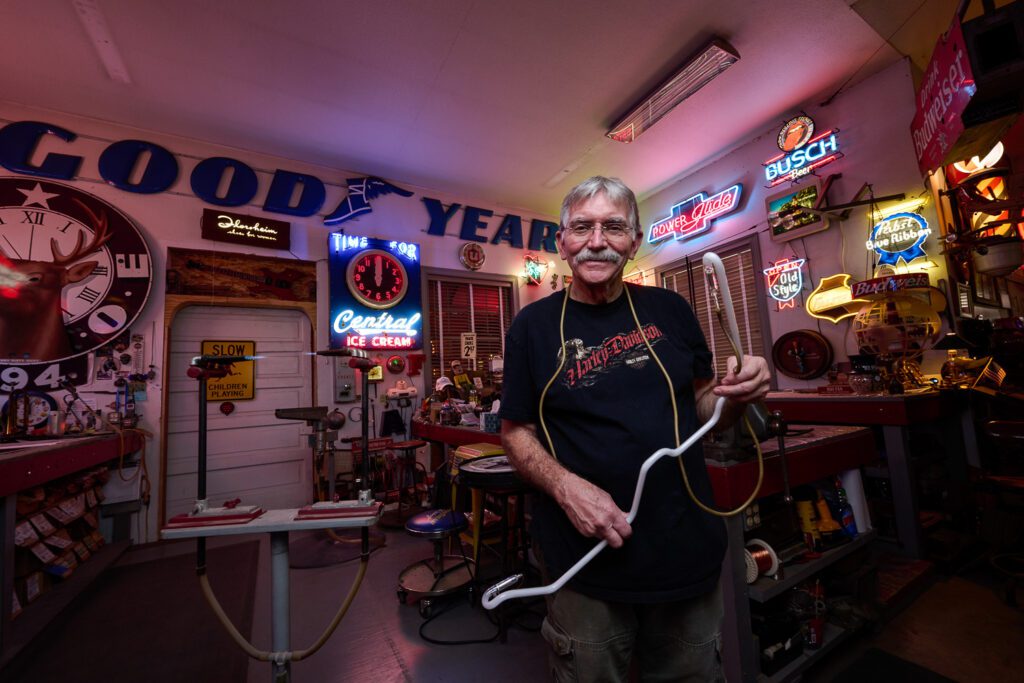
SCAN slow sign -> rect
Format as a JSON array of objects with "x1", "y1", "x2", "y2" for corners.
[{"x1": 201, "y1": 340, "x2": 255, "y2": 400}]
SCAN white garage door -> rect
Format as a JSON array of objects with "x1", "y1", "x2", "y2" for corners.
[{"x1": 165, "y1": 306, "x2": 313, "y2": 519}]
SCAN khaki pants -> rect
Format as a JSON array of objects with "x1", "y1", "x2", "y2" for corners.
[{"x1": 540, "y1": 582, "x2": 724, "y2": 683}]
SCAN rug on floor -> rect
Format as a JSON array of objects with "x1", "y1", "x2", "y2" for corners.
[
  {"x1": 831, "y1": 647, "x2": 956, "y2": 683},
  {"x1": 6, "y1": 541, "x2": 259, "y2": 683}
]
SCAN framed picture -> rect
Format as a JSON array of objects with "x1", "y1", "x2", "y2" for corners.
[{"x1": 766, "y1": 179, "x2": 829, "y2": 243}]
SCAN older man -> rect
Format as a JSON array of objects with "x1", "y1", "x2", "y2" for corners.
[{"x1": 499, "y1": 176, "x2": 769, "y2": 681}]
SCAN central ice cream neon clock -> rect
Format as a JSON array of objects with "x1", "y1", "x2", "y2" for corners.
[
  {"x1": 329, "y1": 235, "x2": 422, "y2": 350},
  {"x1": 346, "y1": 249, "x2": 408, "y2": 309}
]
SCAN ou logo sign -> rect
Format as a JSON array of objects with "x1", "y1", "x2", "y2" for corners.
[{"x1": 763, "y1": 258, "x2": 806, "y2": 310}]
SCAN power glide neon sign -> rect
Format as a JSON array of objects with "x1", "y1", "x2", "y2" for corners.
[
  {"x1": 647, "y1": 184, "x2": 742, "y2": 244},
  {"x1": 763, "y1": 117, "x2": 843, "y2": 187}
]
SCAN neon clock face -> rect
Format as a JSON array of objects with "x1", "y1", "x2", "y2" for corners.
[{"x1": 345, "y1": 248, "x2": 408, "y2": 309}]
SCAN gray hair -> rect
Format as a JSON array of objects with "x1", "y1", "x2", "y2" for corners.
[{"x1": 560, "y1": 176, "x2": 641, "y2": 237}]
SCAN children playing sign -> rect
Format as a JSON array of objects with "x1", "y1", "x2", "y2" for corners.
[{"x1": 200, "y1": 340, "x2": 255, "y2": 400}]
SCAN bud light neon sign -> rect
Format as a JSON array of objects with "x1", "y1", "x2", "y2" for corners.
[
  {"x1": 763, "y1": 120, "x2": 843, "y2": 187},
  {"x1": 647, "y1": 184, "x2": 742, "y2": 244},
  {"x1": 763, "y1": 258, "x2": 806, "y2": 310}
]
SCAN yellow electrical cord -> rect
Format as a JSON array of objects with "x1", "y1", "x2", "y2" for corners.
[
  {"x1": 199, "y1": 555, "x2": 368, "y2": 663},
  {"x1": 538, "y1": 283, "x2": 764, "y2": 518}
]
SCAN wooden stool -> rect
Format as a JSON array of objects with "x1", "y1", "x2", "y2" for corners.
[
  {"x1": 391, "y1": 439, "x2": 429, "y2": 508},
  {"x1": 379, "y1": 439, "x2": 429, "y2": 528}
]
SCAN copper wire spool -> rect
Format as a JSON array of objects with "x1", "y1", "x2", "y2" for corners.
[{"x1": 744, "y1": 538, "x2": 779, "y2": 583}]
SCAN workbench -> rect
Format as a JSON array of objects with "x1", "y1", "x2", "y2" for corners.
[
  {"x1": 0, "y1": 432, "x2": 143, "y2": 670},
  {"x1": 764, "y1": 390, "x2": 979, "y2": 558}
]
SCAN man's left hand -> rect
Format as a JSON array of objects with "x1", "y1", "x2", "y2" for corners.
[{"x1": 713, "y1": 355, "x2": 770, "y2": 404}]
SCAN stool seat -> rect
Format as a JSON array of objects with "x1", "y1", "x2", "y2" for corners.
[{"x1": 406, "y1": 509, "x2": 467, "y2": 538}]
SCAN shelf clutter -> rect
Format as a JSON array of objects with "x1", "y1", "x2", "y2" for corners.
[{"x1": 10, "y1": 467, "x2": 111, "y2": 619}]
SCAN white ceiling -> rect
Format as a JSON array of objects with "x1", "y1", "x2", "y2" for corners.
[{"x1": 0, "y1": 0, "x2": 959, "y2": 216}]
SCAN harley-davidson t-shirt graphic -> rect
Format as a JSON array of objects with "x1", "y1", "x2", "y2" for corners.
[{"x1": 559, "y1": 323, "x2": 666, "y2": 389}]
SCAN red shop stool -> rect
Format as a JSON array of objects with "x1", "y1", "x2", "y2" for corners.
[{"x1": 379, "y1": 439, "x2": 429, "y2": 528}]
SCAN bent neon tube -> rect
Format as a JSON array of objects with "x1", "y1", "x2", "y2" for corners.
[{"x1": 481, "y1": 395, "x2": 726, "y2": 610}]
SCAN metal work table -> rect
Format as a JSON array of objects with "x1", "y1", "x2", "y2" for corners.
[
  {"x1": 161, "y1": 506, "x2": 380, "y2": 682},
  {"x1": 765, "y1": 390, "x2": 979, "y2": 558}
]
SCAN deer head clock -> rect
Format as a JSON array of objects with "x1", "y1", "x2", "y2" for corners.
[{"x1": 0, "y1": 178, "x2": 153, "y2": 392}]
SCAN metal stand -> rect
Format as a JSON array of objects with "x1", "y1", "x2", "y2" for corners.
[{"x1": 168, "y1": 352, "x2": 379, "y2": 683}]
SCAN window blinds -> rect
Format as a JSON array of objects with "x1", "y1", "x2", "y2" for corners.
[
  {"x1": 427, "y1": 277, "x2": 513, "y2": 385},
  {"x1": 660, "y1": 246, "x2": 766, "y2": 379}
]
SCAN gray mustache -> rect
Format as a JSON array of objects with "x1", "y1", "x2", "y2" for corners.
[{"x1": 574, "y1": 248, "x2": 623, "y2": 265}]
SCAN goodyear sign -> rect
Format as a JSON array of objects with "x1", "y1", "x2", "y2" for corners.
[{"x1": 201, "y1": 340, "x2": 255, "y2": 400}]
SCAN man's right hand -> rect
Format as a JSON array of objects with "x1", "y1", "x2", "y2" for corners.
[
  {"x1": 502, "y1": 419, "x2": 632, "y2": 548},
  {"x1": 555, "y1": 473, "x2": 632, "y2": 548}
]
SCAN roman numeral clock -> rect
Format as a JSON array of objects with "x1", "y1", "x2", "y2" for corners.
[{"x1": 0, "y1": 178, "x2": 153, "y2": 392}]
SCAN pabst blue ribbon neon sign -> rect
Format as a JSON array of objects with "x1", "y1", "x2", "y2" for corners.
[
  {"x1": 647, "y1": 184, "x2": 742, "y2": 244},
  {"x1": 763, "y1": 258, "x2": 806, "y2": 310},
  {"x1": 763, "y1": 118, "x2": 843, "y2": 187},
  {"x1": 866, "y1": 212, "x2": 930, "y2": 265}
]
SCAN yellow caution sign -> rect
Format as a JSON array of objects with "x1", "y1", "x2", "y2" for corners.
[{"x1": 201, "y1": 340, "x2": 255, "y2": 400}]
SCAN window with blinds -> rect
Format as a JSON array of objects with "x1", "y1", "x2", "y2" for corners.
[
  {"x1": 426, "y1": 276, "x2": 514, "y2": 385},
  {"x1": 659, "y1": 243, "x2": 767, "y2": 379}
]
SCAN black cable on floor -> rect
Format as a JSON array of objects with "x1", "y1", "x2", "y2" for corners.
[{"x1": 417, "y1": 598, "x2": 502, "y2": 646}]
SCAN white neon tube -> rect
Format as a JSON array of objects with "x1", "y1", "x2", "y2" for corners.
[{"x1": 481, "y1": 396, "x2": 726, "y2": 610}]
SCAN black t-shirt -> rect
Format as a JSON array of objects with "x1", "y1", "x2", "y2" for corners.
[{"x1": 499, "y1": 284, "x2": 725, "y2": 603}]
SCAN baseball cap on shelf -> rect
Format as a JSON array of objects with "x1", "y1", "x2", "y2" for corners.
[{"x1": 435, "y1": 376, "x2": 454, "y2": 392}]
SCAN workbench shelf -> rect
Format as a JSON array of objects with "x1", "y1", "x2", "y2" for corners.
[
  {"x1": 758, "y1": 622, "x2": 854, "y2": 683},
  {"x1": 1, "y1": 540, "x2": 129, "y2": 670},
  {"x1": 748, "y1": 530, "x2": 877, "y2": 603}
]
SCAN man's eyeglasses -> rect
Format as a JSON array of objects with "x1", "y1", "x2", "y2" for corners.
[{"x1": 564, "y1": 221, "x2": 634, "y2": 240}]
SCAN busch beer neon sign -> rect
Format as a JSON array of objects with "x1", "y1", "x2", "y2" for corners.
[
  {"x1": 763, "y1": 258, "x2": 806, "y2": 310},
  {"x1": 647, "y1": 184, "x2": 742, "y2": 244},
  {"x1": 764, "y1": 116, "x2": 843, "y2": 187}
]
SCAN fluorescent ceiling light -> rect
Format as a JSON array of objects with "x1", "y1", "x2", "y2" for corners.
[
  {"x1": 607, "y1": 38, "x2": 739, "y2": 143},
  {"x1": 72, "y1": 0, "x2": 132, "y2": 85}
]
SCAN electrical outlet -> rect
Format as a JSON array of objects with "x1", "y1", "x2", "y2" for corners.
[{"x1": 334, "y1": 357, "x2": 357, "y2": 403}]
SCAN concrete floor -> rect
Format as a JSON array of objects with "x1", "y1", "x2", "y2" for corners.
[
  {"x1": 231, "y1": 526, "x2": 1023, "y2": 683},
  {"x1": 20, "y1": 518, "x2": 1021, "y2": 682},
  {"x1": 244, "y1": 528, "x2": 549, "y2": 683}
]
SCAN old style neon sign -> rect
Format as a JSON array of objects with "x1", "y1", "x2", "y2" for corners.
[
  {"x1": 647, "y1": 184, "x2": 742, "y2": 244},
  {"x1": 866, "y1": 212, "x2": 930, "y2": 265},
  {"x1": 763, "y1": 258, "x2": 806, "y2": 310},
  {"x1": 764, "y1": 116, "x2": 843, "y2": 187}
]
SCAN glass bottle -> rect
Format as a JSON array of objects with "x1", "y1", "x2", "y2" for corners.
[
  {"x1": 940, "y1": 349, "x2": 959, "y2": 388},
  {"x1": 834, "y1": 477, "x2": 858, "y2": 537}
]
